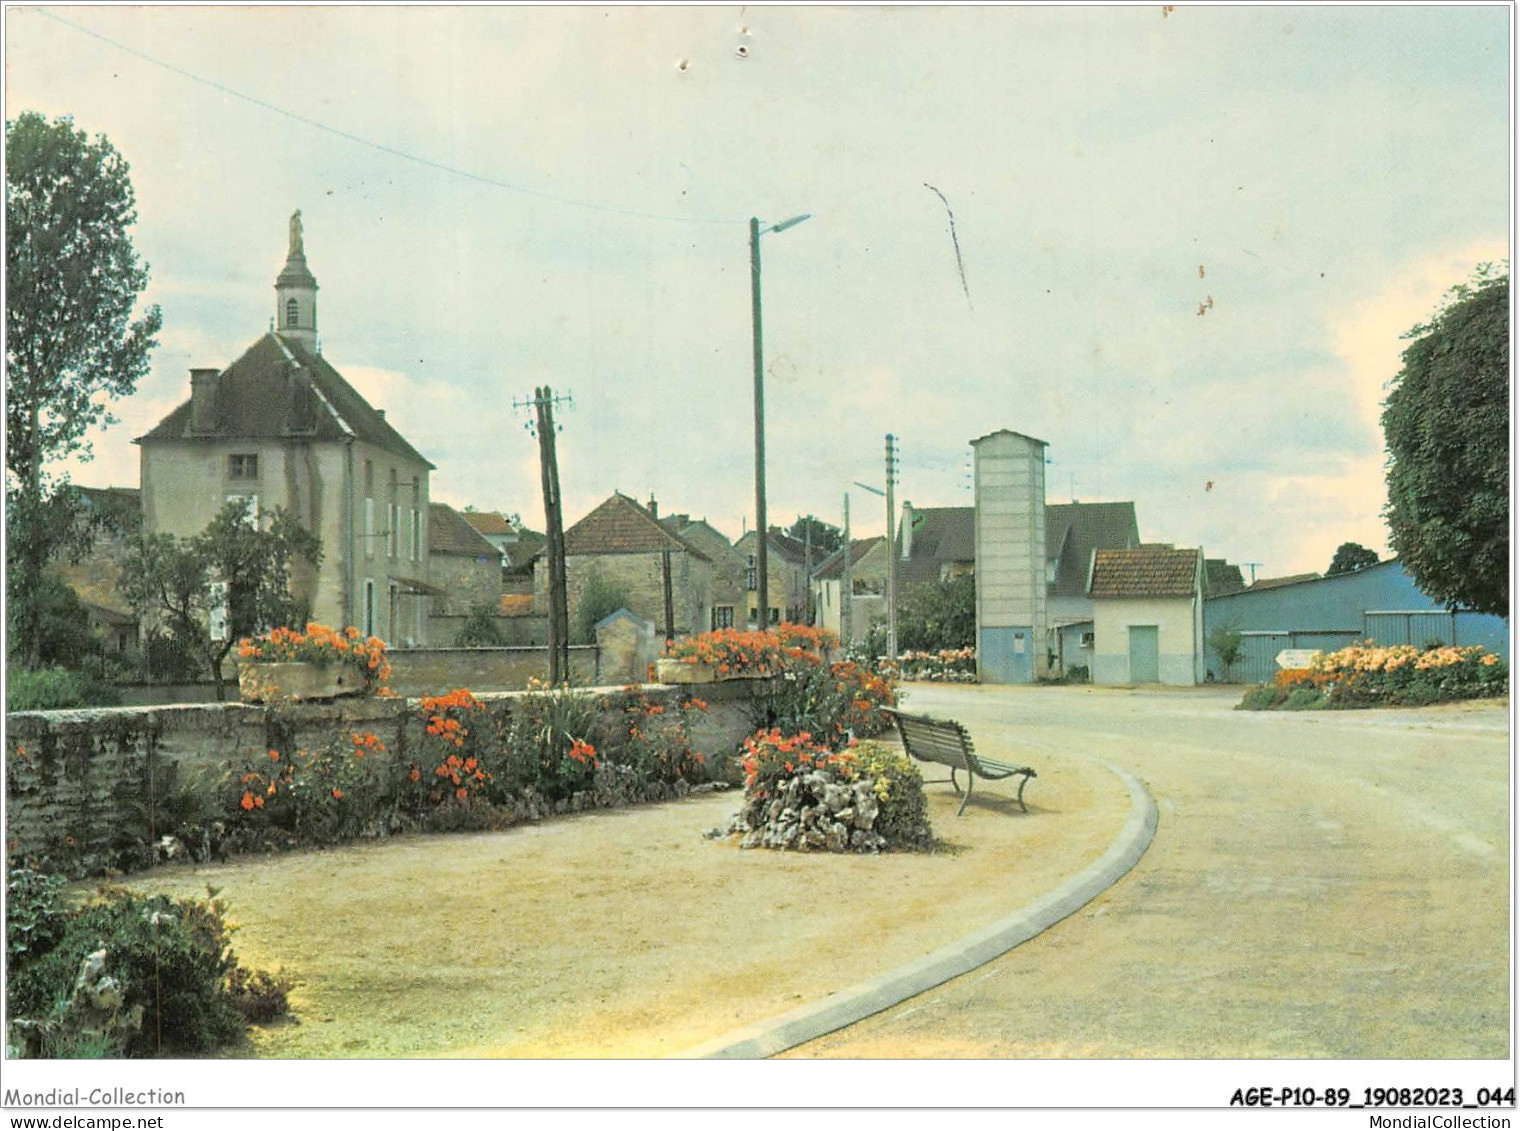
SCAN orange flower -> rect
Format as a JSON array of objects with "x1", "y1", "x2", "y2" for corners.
[
  {"x1": 269, "y1": 749, "x2": 280, "y2": 762},
  {"x1": 240, "y1": 792, "x2": 255, "y2": 811},
  {"x1": 455, "y1": 787, "x2": 468, "y2": 801},
  {"x1": 408, "y1": 766, "x2": 421, "y2": 782},
  {"x1": 332, "y1": 788, "x2": 343, "y2": 800}
]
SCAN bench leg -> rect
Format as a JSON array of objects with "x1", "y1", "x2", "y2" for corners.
[
  {"x1": 957, "y1": 770, "x2": 973, "y2": 817},
  {"x1": 1016, "y1": 773, "x2": 1030, "y2": 814},
  {"x1": 949, "y1": 767, "x2": 964, "y2": 796}
]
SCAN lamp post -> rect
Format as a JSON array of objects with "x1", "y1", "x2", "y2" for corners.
[{"x1": 750, "y1": 212, "x2": 810, "y2": 629}]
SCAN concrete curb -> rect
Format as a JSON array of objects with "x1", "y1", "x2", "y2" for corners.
[{"x1": 674, "y1": 760, "x2": 1158, "y2": 1059}]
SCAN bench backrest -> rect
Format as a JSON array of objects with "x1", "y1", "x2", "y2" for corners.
[{"x1": 888, "y1": 710, "x2": 974, "y2": 770}]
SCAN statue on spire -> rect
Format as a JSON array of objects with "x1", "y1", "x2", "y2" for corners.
[{"x1": 288, "y1": 209, "x2": 304, "y2": 258}]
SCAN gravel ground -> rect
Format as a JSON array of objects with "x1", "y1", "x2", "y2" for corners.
[
  {"x1": 787, "y1": 684, "x2": 1510, "y2": 1059},
  {"x1": 122, "y1": 713, "x2": 1132, "y2": 1058}
]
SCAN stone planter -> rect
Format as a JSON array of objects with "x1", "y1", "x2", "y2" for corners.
[
  {"x1": 654, "y1": 658, "x2": 781, "y2": 685},
  {"x1": 238, "y1": 661, "x2": 365, "y2": 704}
]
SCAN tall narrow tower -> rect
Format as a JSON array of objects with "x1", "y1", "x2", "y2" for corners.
[
  {"x1": 971, "y1": 429, "x2": 1048, "y2": 683},
  {"x1": 274, "y1": 209, "x2": 318, "y2": 350}
]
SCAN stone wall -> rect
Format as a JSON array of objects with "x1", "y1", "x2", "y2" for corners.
[
  {"x1": 428, "y1": 551, "x2": 501, "y2": 619},
  {"x1": 385, "y1": 646, "x2": 599, "y2": 696},
  {"x1": 5, "y1": 678, "x2": 766, "y2": 865}
]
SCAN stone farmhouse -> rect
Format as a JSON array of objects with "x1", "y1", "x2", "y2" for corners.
[
  {"x1": 654, "y1": 504, "x2": 747, "y2": 632},
  {"x1": 136, "y1": 213, "x2": 437, "y2": 644},
  {"x1": 427, "y1": 502, "x2": 505, "y2": 644},
  {"x1": 534, "y1": 492, "x2": 714, "y2": 639},
  {"x1": 812, "y1": 537, "x2": 887, "y2": 646},
  {"x1": 733, "y1": 528, "x2": 813, "y2": 627}
]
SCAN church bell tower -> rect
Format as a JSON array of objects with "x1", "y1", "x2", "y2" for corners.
[{"x1": 275, "y1": 209, "x2": 319, "y2": 350}]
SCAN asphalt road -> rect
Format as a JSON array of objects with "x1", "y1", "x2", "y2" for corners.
[{"x1": 789, "y1": 682, "x2": 1510, "y2": 1059}]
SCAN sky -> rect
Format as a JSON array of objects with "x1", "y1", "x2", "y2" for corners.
[{"x1": 5, "y1": 4, "x2": 1510, "y2": 578}]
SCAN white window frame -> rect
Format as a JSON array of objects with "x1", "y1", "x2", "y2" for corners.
[
  {"x1": 388, "y1": 502, "x2": 399, "y2": 559},
  {"x1": 226, "y1": 493, "x2": 259, "y2": 529},
  {"x1": 364, "y1": 497, "x2": 375, "y2": 558},
  {"x1": 411, "y1": 508, "x2": 421, "y2": 563}
]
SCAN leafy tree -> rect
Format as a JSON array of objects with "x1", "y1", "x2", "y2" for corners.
[
  {"x1": 786, "y1": 515, "x2": 843, "y2": 557},
  {"x1": 121, "y1": 501, "x2": 321, "y2": 699},
  {"x1": 572, "y1": 567, "x2": 632, "y2": 644},
  {"x1": 1381, "y1": 268, "x2": 1508, "y2": 616},
  {"x1": 1206, "y1": 622, "x2": 1246, "y2": 682},
  {"x1": 455, "y1": 602, "x2": 505, "y2": 647},
  {"x1": 6, "y1": 113, "x2": 162, "y2": 663},
  {"x1": 897, "y1": 574, "x2": 976, "y2": 652},
  {"x1": 1326, "y1": 542, "x2": 1379, "y2": 577}
]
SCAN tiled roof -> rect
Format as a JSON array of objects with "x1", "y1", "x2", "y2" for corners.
[
  {"x1": 814, "y1": 537, "x2": 885, "y2": 581},
  {"x1": 766, "y1": 529, "x2": 809, "y2": 563},
  {"x1": 562, "y1": 493, "x2": 710, "y2": 561},
  {"x1": 503, "y1": 529, "x2": 544, "y2": 573},
  {"x1": 1089, "y1": 546, "x2": 1201, "y2": 598},
  {"x1": 899, "y1": 506, "x2": 973, "y2": 588},
  {"x1": 1205, "y1": 558, "x2": 1247, "y2": 596},
  {"x1": 136, "y1": 333, "x2": 434, "y2": 469},
  {"x1": 498, "y1": 593, "x2": 536, "y2": 617},
  {"x1": 430, "y1": 503, "x2": 499, "y2": 558},
  {"x1": 461, "y1": 510, "x2": 515, "y2": 537}
]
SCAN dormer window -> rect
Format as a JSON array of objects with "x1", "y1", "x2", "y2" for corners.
[{"x1": 286, "y1": 299, "x2": 299, "y2": 328}]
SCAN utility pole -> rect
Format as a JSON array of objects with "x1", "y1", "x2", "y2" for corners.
[
  {"x1": 750, "y1": 217, "x2": 770, "y2": 631},
  {"x1": 885, "y1": 433, "x2": 899, "y2": 663},
  {"x1": 661, "y1": 547, "x2": 675, "y2": 648},
  {"x1": 518, "y1": 386, "x2": 574, "y2": 684},
  {"x1": 802, "y1": 521, "x2": 812, "y2": 625},
  {"x1": 840, "y1": 493, "x2": 853, "y2": 649}
]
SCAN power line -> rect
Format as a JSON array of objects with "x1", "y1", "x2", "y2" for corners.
[{"x1": 34, "y1": 8, "x2": 747, "y2": 229}]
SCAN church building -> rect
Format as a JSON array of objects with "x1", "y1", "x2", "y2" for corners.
[{"x1": 136, "y1": 213, "x2": 438, "y2": 644}]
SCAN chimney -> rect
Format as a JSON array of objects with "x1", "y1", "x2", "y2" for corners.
[
  {"x1": 190, "y1": 369, "x2": 220, "y2": 433},
  {"x1": 647, "y1": 494, "x2": 658, "y2": 519},
  {"x1": 900, "y1": 500, "x2": 914, "y2": 560},
  {"x1": 376, "y1": 409, "x2": 386, "y2": 421}
]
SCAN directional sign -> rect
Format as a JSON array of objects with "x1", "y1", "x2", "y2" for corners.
[{"x1": 1276, "y1": 648, "x2": 1320, "y2": 669}]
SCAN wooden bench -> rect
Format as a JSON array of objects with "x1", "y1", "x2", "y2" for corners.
[{"x1": 884, "y1": 708, "x2": 1036, "y2": 817}]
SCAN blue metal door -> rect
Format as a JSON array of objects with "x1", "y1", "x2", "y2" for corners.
[
  {"x1": 1128, "y1": 625, "x2": 1160, "y2": 683},
  {"x1": 981, "y1": 626, "x2": 1034, "y2": 683}
]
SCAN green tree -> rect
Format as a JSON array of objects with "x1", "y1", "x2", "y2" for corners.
[
  {"x1": 1381, "y1": 268, "x2": 1508, "y2": 616},
  {"x1": 786, "y1": 515, "x2": 843, "y2": 557},
  {"x1": 121, "y1": 501, "x2": 321, "y2": 699},
  {"x1": 6, "y1": 113, "x2": 162, "y2": 664},
  {"x1": 572, "y1": 567, "x2": 632, "y2": 644},
  {"x1": 1326, "y1": 542, "x2": 1379, "y2": 576},
  {"x1": 1207, "y1": 622, "x2": 1246, "y2": 682},
  {"x1": 897, "y1": 574, "x2": 976, "y2": 652}
]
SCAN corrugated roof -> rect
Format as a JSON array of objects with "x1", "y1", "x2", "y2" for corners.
[
  {"x1": 430, "y1": 502, "x2": 500, "y2": 557},
  {"x1": 136, "y1": 333, "x2": 434, "y2": 469},
  {"x1": 1089, "y1": 546, "x2": 1201, "y2": 598},
  {"x1": 1248, "y1": 572, "x2": 1321, "y2": 592},
  {"x1": 561, "y1": 493, "x2": 711, "y2": 561}
]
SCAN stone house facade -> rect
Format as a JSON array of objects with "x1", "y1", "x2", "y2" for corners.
[
  {"x1": 733, "y1": 528, "x2": 812, "y2": 627},
  {"x1": 658, "y1": 510, "x2": 746, "y2": 631},
  {"x1": 534, "y1": 493, "x2": 714, "y2": 641},
  {"x1": 136, "y1": 213, "x2": 437, "y2": 644},
  {"x1": 428, "y1": 502, "x2": 507, "y2": 644}
]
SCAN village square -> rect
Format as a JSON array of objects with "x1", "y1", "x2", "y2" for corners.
[{"x1": 0, "y1": 4, "x2": 1511, "y2": 1121}]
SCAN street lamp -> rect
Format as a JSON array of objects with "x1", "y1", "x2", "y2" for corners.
[{"x1": 750, "y1": 212, "x2": 810, "y2": 629}]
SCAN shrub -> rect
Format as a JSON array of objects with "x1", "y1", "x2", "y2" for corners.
[
  {"x1": 1238, "y1": 641, "x2": 1507, "y2": 710},
  {"x1": 229, "y1": 730, "x2": 396, "y2": 845},
  {"x1": 505, "y1": 680, "x2": 601, "y2": 801},
  {"x1": 6, "y1": 666, "x2": 121, "y2": 711},
  {"x1": 599, "y1": 686, "x2": 707, "y2": 785},
  {"x1": 7, "y1": 883, "x2": 286, "y2": 1058},
  {"x1": 666, "y1": 624, "x2": 836, "y2": 677},
  {"x1": 454, "y1": 603, "x2": 505, "y2": 647},
  {"x1": 851, "y1": 742, "x2": 932, "y2": 850},
  {"x1": 573, "y1": 568, "x2": 632, "y2": 645}
]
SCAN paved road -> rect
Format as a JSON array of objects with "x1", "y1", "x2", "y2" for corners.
[{"x1": 790, "y1": 683, "x2": 1509, "y2": 1058}]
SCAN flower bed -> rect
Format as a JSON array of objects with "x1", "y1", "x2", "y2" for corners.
[
  {"x1": 662, "y1": 624, "x2": 837, "y2": 679},
  {"x1": 729, "y1": 732, "x2": 931, "y2": 853},
  {"x1": 1239, "y1": 641, "x2": 1507, "y2": 710},
  {"x1": 895, "y1": 647, "x2": 977, "y2": 683}
]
